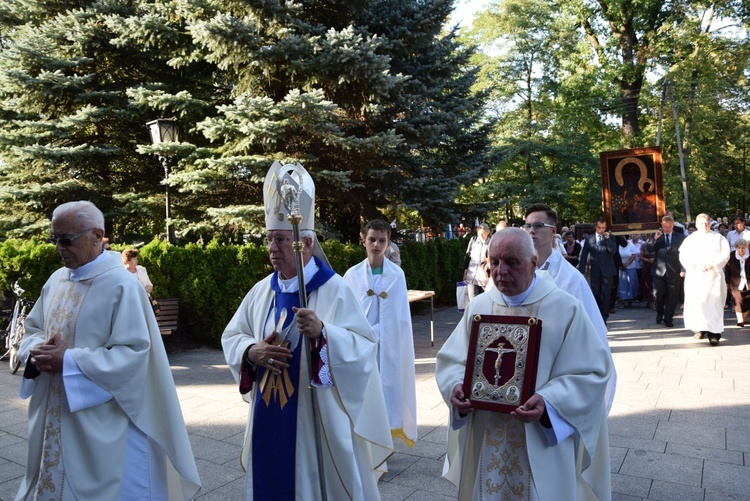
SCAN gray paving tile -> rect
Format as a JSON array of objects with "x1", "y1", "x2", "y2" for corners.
[
  {"x1": 648, "y1": 479, "x2": 705, "y2": 501},
  {"x1": 194, "y1": 475, "x2": 244, "y2": 500},
  {"x1": 669, "y1": 408, "x2": 750, "y2": 430},
  {"x1": 0, "y1": 476, "x2": 22, "y2": 501},
  {"x1": 608, "y1": 415, "x2": 659, "y2": 440},
  {"x1": 609, "y1": 434, "x2": 667, "y2": 454},
  {"x1": 612, "y1": 492, "x2": 644, "y2": 501},
  {"x1": 380, "y1": 452, "x2": 420, "y2": 481},
  {"x1": 665, "y1": 442, "x2": 744, "y2": 465},
  {"x1": 192, "y1": 458, "x2": 246, "y2": 496},
  {"x1": 619, "y1": 450, "x2": 703, "y2": 487},
  {"x1": 654, "y1": 420, "x2": 726, "y2": 449},
  {"x1": 189, "y1": 434, "x2": 242, "y2": 465},
  {"x1": 702, "y1": 459, "x2": 750, "y2": 498},
  {"x1": 727, "y1": 427, "x2": 750, "y2": 453},
  {"x1": 611, "y1": 472, "x2": 651, "y2": 498},
  {"x1": 0, "y1": 456, "x2": 23, "y2": 484},
  {"x1": 611, "y1": 446, "x2": 628, "y2": 472},
  {"x1": 704, "y1": 490, "x2": 750, "y2": 501},
  {"x1": 386, "y1": 457, "x2": 458, "y2": 497}
]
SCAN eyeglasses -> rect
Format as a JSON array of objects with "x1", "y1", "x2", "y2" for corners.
[
  {"x1": 264, "y1": 235, "x2": 293, "y2": 247},
  {"x1": 48, "y1": 228, "x2": 95, "y2": 247},
  {"x1": 522, "y1": 222, "x2": 556, "y2": 231}
]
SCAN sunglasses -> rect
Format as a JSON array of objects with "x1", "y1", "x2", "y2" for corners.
[
  {"x1": 48, "y1": 228, "x2": 95, "y2": 247},
  {"x1": 522, "y1": 222, "x2": 556, "y2": 231}
]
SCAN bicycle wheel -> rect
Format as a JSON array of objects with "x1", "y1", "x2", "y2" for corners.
[
  {"x1": 9, "y1": 319, "x2": 23, "y2": 374},
  {"x1": 9, "y1": 346, "x2": 20, "y2": 374}
]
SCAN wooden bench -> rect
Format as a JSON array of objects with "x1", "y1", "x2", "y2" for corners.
[{"x1": 155, "y1": 298, "x2": 179, "y2": 336}]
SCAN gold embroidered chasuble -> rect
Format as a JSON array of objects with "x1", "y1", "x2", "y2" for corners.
[
  {"x1": 34, "y1": 279, "x2": 89, "y2": 500},
  {"x1": 436, "y1": 273, "x2": 612, "y2": 501},
  {"x1": 16, "y1": 251, "x2": 200, "y2": 501}
]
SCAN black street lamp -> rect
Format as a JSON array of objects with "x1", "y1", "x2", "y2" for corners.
[{"x1": 146, "y1": 118, "x2": 179, "y2": 243}]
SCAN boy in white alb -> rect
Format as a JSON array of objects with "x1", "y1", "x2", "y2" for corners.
[{"x1": 344, "y1": 219, "x2": 417, "y2": 446}]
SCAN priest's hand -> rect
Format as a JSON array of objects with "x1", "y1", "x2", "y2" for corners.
[
  {"x1": 450, "y1": 384, "x2": 475, "y2": 415},
  {"x1": 29, "y1": 334, "x2": 67, "y2": 373},
  {"x1": 292, "y1": 307, "x2": 324, "y2": 339},
  {"x1": 511, "y1": 393, "x2": 545, "y2": 423},
  {"x1": 247, "y1": 332, "x2": 292, "y2": 376}
]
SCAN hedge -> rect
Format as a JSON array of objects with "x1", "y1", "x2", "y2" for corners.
[{"x1": 0, "y1": 236, "x2": 469, "y2": 346}]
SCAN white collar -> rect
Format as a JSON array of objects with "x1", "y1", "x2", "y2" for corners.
[
  {"x1": 278, "y1": 258, "x2": 320, "y2": 293},
  {"x1": 500, "y1": 275, "x2": 539, "y2": 307},
  {"x1": 69, "y1": 251, "x2": 107, "y2": 282}
]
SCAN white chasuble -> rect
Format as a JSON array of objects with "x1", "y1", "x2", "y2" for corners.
[
  {"x1": 436, "y1": 272, "x2": 612, "y2": 501},
  {"x1": 17, "y1": 251, "x2": 201, "y2": 501}
]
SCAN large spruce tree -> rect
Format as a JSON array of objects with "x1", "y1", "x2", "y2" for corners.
[{"x1": 0, "y1": 0, "x2": 490, "y2": 242}]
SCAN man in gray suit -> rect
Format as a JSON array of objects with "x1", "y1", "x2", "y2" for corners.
[
  {"x1": 578, "y1": 219, "x2": 618, "y2": 323},
  {"x1": 646, "y1": 215, "x2": 685, "y2": 328}
]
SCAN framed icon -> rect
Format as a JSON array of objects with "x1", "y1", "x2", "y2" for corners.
[
  {"x1": 462, "y1": 314, "x2": 542, "y2": 413},
  {"x1": 600, "y1": 146, "x2": 665, "y2": 234}
]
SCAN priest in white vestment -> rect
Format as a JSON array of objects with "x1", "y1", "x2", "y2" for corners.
[
  {"x1": 680, "y1": 213, "x2": 731, "y2": 345},
  {"x1": 436, "y1": 228, "x2": 612, "y2": 500},
  {"x1": 523, "y1": 203, "x2": 616, "y2": 413},
  {"x1": 16, "y1": 201, "x2": 200, "y2": 501},
  {"x1": 344, "y1": 219, "x2": 417, "y2": 447},
  {"x1": 222, "y1": 162, "x2": 393, "y2": 500}
]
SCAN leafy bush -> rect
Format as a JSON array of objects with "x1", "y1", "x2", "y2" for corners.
[{"x1": 0, "y1": 236, "x2": 469, "y2": 345}]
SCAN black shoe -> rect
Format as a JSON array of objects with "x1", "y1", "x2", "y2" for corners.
[
  {"x1": 656, "y1": 314, "x2": 663, "y2": 324},
  {"x1": 708, "y1": 334, "x2": 721, "y2": 346},
  {"x1": 664, "y1": 320, "x2": 674, "y2": 327},
  {"x1": 694, "y1": 332, "x2": 706, "y2": 340},
  {"x1": 738, "y1": 322, "x2": 745, "y2": 327}
]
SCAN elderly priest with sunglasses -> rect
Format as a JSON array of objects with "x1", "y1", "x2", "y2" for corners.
[
  {"x1": 15, "y1": 201, "x2": 200, "y2": 501},
  {"x1": 221, "y1": 161, "x2": 393, "y2": 501}
]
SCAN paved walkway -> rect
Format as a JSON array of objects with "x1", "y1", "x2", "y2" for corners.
[{"x1": 1, "y1": 300, "x2": 750, "y2": 500}]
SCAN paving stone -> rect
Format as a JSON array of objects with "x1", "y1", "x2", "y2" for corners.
[
  {"x1": 648, "y1": 478, "x2": 705, "y2": 501},
  {"x1": 654, "y1": 420, "x2": 726, "y2": 449},
  {"x1": 702, "y1": 459, "x2": 750, "y2": 498},
  {"x1": 665, "y1": 442, "x2": 743, "y2": 465},
  {"x1": 619, "y1": 450, "x2": 703, "y2": 487},
  {"x1": 612, "y1": 472, "x2": 651, "y2": 498}
]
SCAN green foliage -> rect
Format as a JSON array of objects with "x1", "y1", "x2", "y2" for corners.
[
  {"x1": 0, "y1": 0, "x2": 490, "y2": 243},
  {"x1": 460, "y1": 0, "x2": 750, "y2": 224},
  {"x1": 320, "y1": 239, "x2": 365, "y2": 275},
  {"x1": 0, "y1": 237, "x2": 467, "y2": 344},
  {"x1": 0, "y1": 238, "x2": 61, "y2": 300}
]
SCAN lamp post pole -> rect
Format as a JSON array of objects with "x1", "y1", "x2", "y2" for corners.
[
  {"x1": 161, "y1": 155, "x2": 171, "y2": 243},
  {"x1": 146, "y1": 118, "x2": 179, "y2": 244}
]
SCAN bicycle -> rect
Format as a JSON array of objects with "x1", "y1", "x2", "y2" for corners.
[{"x1": 1, "y1": 281, "x2": 35, "y2": 374}]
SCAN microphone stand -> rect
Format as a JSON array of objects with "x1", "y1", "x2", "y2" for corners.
[{"x1": 281, "y1": 180, "x2": 327, "y2": 500}]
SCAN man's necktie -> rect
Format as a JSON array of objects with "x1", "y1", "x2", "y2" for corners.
[{"x1": 666, "y1": 234, "x2": 671, "y2": 251}]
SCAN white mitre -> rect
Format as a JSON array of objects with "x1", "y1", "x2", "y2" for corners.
[
  {"x1": 263, "y1": 161, "x2": 315, "y2": 231},
  {"x1": 263, "y1": 161, "x2": 330, "y2": 267}
]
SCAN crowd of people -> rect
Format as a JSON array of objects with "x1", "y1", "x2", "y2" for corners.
[
  {"x1": 465, "y1": 210, "x2": 739, "y2": 347},
  {"x1": 14, "y1": 158, "x2": 740, "y2": 501}
]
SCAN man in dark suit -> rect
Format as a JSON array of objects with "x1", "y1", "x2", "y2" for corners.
[
  {"x1": 646, "y1": 215, "x2": 685, "y2": 327},
  {"x1": 579, "y1": 219, "x2": 618, "y2": 323}
]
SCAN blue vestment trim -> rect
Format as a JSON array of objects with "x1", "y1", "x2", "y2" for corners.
[{"x1": 251, "y1": 257, "x2": 335, "y2": 500}]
